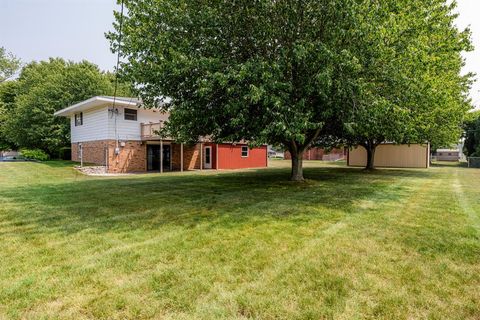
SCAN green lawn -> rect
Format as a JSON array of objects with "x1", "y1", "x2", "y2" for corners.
[{"x1": 0, "y1": 161, "x2": 479, "y2": 319}]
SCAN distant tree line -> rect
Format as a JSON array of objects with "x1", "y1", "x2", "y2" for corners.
[{"x1": 0, "y1": 49, "x2": 131, "y2": 156}]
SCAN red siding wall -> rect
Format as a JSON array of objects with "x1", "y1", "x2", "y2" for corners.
[{"x1": 217, "y1": 144, "x2": 267, "y2": 169}]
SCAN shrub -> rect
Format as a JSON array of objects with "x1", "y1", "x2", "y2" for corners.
[{"x1": 20, "y1": 149, "x2": 49, "y2": 161}]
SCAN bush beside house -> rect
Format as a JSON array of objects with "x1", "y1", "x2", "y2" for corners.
[{"x1": 20, "y1": 149, "x2": 50, "y2": 161}]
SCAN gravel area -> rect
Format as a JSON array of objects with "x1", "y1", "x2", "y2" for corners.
[{"x1": 74, "y1": 166, "x2": 108, "y2": 176}]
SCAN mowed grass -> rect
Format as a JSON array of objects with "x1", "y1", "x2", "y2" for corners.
[{"x1": 0, "y1": 160, "x2": 479, "y2": 319}]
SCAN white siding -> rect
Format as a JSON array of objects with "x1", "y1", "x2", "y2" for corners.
[
  {"x1": 71, "y1": 105, "x2": 109, "y2": 143},
  {"x1": 70, "y1": 105, "x2": 168, "y2": 143},
  {"x1": 107, "y1": 106, "x2": 168, "y2": 141}
]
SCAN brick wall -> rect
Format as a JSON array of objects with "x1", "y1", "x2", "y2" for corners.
[
  {"x1": 71, "y1": 140, "x2": 109, "y2": 165},
  {"x1": 72, "y1": 140, "x2": 146, "y2": 173},
  {"x1": 108, "y1": 140, "x2": 146, "y2": 173},
  {"x1": 171, "y1": 143, "x2": 201, "y2": 170}
]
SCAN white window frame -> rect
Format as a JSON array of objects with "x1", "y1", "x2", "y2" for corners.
[{"x1": 241, "y1": 146, "x2": 249, "y2": 158}]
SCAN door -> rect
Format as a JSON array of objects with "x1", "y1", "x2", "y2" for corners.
[
  {"x1": 204, "y1": 146, "x2": 212, "y2": 169},
  {"x1": 162, "y1": 145, "x2": 171, "y2": 171},
  {"x1": 148, "y1": 144, "x2": 171, "y2": 171},
  {"x1": 147, "y1": 145, "x2": 160, "y2": 171}
]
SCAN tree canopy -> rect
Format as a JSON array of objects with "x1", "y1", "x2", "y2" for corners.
[
  {"x1": 109, "y1": 0, "x2": 472, "y2": 179},
  {"x1": 0, "y1": 58, "x2": 131, "y2": 155},
  {"x1": 0, "y1": 47, "x2": 21, "y2": 83},
  {"x1": 108, "y1": 0, "x2": 364, "y2": 180},
  {"x1": 335, "y1": 0, "x2": 473, "y2": 169}
]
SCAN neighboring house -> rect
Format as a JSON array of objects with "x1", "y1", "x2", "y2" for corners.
[
  {"x1": 0, "y1": 150, "x2": 21, "y2": 161},
  {"x1": 435, "y1": 149, "x2": 460, "y2": 162},
  {"x1": 54, "y1": 96, "x2": 268, "y2": 173},
  {"x1": 284, "y1": 147, "x2": 346, "y2": 161},
  {"x1": 267, "y1": 146, "x2": 285, "y2": 159},
  {"x1": 348, "y1": 144, "x2": 430, "y2": 168}
]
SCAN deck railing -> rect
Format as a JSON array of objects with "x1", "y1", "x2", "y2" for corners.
[{"x1": 141, "y1": 122, "x2": 165, "y2": 140}]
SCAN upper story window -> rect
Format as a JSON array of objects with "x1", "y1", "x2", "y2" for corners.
[
  {"x1": 241, "y1": 146, "x2": 249, "y2": 157},
  {"x1": 124, "y1": 108, "x2": 137, "y2": 121},
  {"x1": 74, "y1": 112, "x2": 83, "y2": 126}
]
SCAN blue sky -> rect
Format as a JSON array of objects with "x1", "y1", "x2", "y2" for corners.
[
  {"x1": 0, "y1": 0, "x2": 479, "y2": 107},
  {"x1": 0, "y1": 0, "x2": 119, "y2": 71}
]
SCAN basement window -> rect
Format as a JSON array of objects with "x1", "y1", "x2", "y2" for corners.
[
  {"x1": 124, "y1": 108, "x2": 137, "y2": 121},
  {"x1": 74, "y1": 112, "x2": 83, "y2": 126},
  {"x1": 241, "y1": 146, "x2": 249, "y2": 157}
]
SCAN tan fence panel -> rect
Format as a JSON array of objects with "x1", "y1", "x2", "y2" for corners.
[{"x1": 348, "y1": 144, "x2": 429, "y2": 168}]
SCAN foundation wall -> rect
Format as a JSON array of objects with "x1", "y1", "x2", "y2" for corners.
[{"x1": 72, "y1": 140, "x2": 146, "y2": 173}]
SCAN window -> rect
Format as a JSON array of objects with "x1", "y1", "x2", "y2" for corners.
[
  {"x1": 74, "y1": 112, "x2": 83, "y2": 126},
  {"x1": 241, "y1": 146, "x2": 249, "y2": 157},
  {"x1": 124, "y1": 108, "x2": 137, "y2": 121}
]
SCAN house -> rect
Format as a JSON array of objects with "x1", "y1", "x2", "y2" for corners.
[
  {"x1": 348, "y1": 144, "x2": 430, "y2": 168},
  {"x1": 435, "y1": 149, "x2": 460, "y2": 162},
  {"x1": 284, "y1": 147, "x2": 346, "y2": 161},
  {"x1": 54, "y1": 96, "x2": 268, "y2": 173},
  {"x1": 267, "y1": 146, "x2": 285, "y2": 159},
  {"x1": 0, "y1": 150, "x2": 21, "y2": 162}
]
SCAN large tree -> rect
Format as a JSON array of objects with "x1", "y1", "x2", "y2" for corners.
[
  {"x1": 109, "y1": 0, "x2": 472, "y2": 178},
  {"x1": 108, "y1": 0, "x2": 363, "y2": 181},
  {"x1": 0, "y1": 81, "x2": 19, "y2": 150},
  {"x1": 0, "y1": 48, "x2": 21, "y2": 150},
  {"x1": 336, "y1": 0, "x2": 473, "y2": 169},
  {"x1": 0, "y1": 47, "x2": 21, "y2": 83},
  {"x1": 2, "y1": 58, "x2": 131, "y2": 155}
]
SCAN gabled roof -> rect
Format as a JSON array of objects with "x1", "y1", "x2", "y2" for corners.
[{"x1": 54, "y1": 96, "x2": 141, "y2": 117}]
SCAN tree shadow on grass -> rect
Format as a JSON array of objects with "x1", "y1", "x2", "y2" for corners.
[{"x1": 0, "y1": 165, "x2": 434, "y2": 236}]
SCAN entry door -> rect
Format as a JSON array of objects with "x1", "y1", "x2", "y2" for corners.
[
  {"x1": 147, "y1": 144, "x2": 171, "y2": 171},
  {"x1": 162, "y1": 145, "x2": 171, "y2": 171},
  {"x1": 204, "y1": 146, "x2": 212, "y2": 169},
  {"x1": 147, "y1": 145, "x2": 160, "y2": 171}
]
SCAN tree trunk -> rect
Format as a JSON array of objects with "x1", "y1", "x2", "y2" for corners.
[
  {"x1": 290, "y1": 150, "x2": 305, "y2": 181},
  {"x1": 365, "y1": 144, "x2": 376, "y2": 170}
]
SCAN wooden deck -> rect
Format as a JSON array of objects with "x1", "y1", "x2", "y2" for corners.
[{"x1": 141, "y1": 122, "x2": 172, "y2": 140}]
